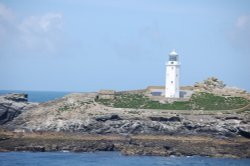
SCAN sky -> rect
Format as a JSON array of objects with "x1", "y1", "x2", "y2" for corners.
[{"x1": 0, "y1": 0, "x2": 250, "y2": 92}]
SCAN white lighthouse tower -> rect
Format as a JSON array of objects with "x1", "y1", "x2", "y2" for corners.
[{"x1": 165, "y1": 50, "x2": 180, "y2": 98}]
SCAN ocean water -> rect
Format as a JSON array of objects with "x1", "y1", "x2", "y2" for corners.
[
  {"x1": 0, "y1": 90, "x2": 71, "y2": 103},
  {"x1": 0, "y1": 152, "x2": 249, "y2": 166}
]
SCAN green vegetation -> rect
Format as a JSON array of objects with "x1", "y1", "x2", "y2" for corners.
[
  {"x1": 190, "y1": 92, "x2": 249, "y2": 110},
  {"x1": 95, "y1": 92, "x2": 249, "y2": 111},
  {"x1": 58, "y1": 105, "x2": 71, "y2": 112}
]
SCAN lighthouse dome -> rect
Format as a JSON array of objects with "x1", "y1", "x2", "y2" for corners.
[
  {"x1": 169, "y1": 50, "x2": 178, "y2": 56},
  {"x1": 169, "y1": 49, "x2": 178, "y2": 61}
]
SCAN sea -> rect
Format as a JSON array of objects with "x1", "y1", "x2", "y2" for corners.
[
  {"x1": 0, "y1": 90, "x2": 250, "y2": 165},
  {"x1": 0, "y1": 152, "x2": 250, "y2": 166},
  {"x1": 0, "y1": 90, "x2": 71, "y2": 102}
]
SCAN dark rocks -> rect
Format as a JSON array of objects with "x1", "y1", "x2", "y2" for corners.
[
  {"x1": 149, "y1": 116, "x2": 182, "y2": 122},
  {"x1": 183, "y1": 121, "x2": 200, "y2": 130},
  {"x1": 237, "y1": 126, "x2": 250, "y2": 138},
  {"x1": 3, "y1": 94, "x2": 28, "y2": 103},
  {"x1": 71, "y1": 142, "x2": 114, "y2": 152},
  {"x1": 95, "y1": 114, "x2": 122, "y2": 122},
  {"x1": 96, "y1": 142, "x2": 114, "y2": 151},
  {"x1": 0, "y1": 104, "x2": 22, "y2": 125},
  {"x1": 120, "y1": 145, "x2": 170, "y2": 156},
  {"x1": 119, "y1": 135, "x2": 250, "y2": 158},
  {"x1": 15, "y1": 146, "x2": 45, "y2": 152},
  {"x1": 0, "y1": 129, "x2": 249, "y2": 158},
  {"x1": 0, "y1": 93, "x2": 36, "y2": 125},
  {"x1": 225, "y1": 116, "x2": 243, "y2": 120}
]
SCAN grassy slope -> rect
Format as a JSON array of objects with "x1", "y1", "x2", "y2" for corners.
[{"x1": 96, "y1": 92, "x2": 249, "y2": 110}]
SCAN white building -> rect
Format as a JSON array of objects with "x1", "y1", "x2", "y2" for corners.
[{"x1": 165, "y1": 50, "x2": 180, "y2": 98}]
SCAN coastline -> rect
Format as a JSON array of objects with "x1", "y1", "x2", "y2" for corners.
[{"x1": 1, "y1": 89, "x2": 250, "y2": 159}]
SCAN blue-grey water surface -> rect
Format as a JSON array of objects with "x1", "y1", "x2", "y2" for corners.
[
  {"x1": 0, "y1": 90, "x2": 71, "y2": 102},
  {"x1": 0, "y1": 152, "x2": 250, "y2": 166}
]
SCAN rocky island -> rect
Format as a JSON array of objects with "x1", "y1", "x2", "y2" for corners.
[{"x1": 0, "y1": 78, "x2": 250, "y2": 158}]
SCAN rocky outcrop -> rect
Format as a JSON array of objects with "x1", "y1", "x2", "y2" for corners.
[
  {"x1": 194, "y1": 77, "x2": 249, "y2": 99},
  {"x1": 237, "y1": 126, "x2": 250, "y2": 138},
  {"x1": 0, "y1": 91, "x2": 249, "y2": 158},
  {"x1": 3, "y1": 92, "x2": 249, "y2": 139},
  {"x1": 194, "y1": 77, "x2": 225, "y2": 90},
  {"x1": 95, "y1": 114, "x2": 122, "y2": 122},
  {"x1": 0, "y1": 93, "x2": 36, "y2": 125},
  {"x1": 149, "y1": 116, "x2": 182, "y2": 122},
  {"x1": 3, "y1": 93, "x2": 28, "y2": 102}
]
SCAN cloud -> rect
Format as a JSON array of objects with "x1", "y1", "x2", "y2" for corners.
[
  {"x1": 19, "y1": 13, "x2": 63, "y2": 34},
  {"x1": 0, "y1": 3, "x2": 15, "y2": 48},
  {"x1": 0, "y1": 2, "x2": 14, "y2": 22},
  {"x1": 18, "y1": 13, "x2": 63, "y2": 51},
  {"x1": 0, "y1": 2, "x2": 64, "y2": 57},
  {"x1": 230, "y1": 15, "x2": 250, "y2": 52}
]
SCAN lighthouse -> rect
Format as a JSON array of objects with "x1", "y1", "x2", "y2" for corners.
[{"x1": 165, "y1": 50, "x2": 180, "y2": 98}]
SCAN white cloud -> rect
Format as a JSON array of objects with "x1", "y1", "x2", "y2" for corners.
[
  {"x1": 0, "y1": 2, "x2": 14, "y2": 22},
  {"x1": 17, "y1": 13, "x2": 63, "y2": 52},
  {"x1": 19, "y1": 13, "x2": 63, "y2": 34},
  {"x1": 0, "y1": 2, "x2": 64, "y2": 56},
  {"x1": 0, "y1": 3, "x2": 15, "y2": 47}
]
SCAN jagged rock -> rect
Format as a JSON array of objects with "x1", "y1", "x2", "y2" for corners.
[
  {"x1": 0, "y1": 105, "x2": 21, "y2": 125},
  {"x1": 195, "y1": 125, "x2": 230, "y2": 137},
  {"x1": 193, "y1": 77, "x2": 250, "y2": 99},
  {"x1": 0, "y1": 93, "x2": 36, "y2": 125},
  {"x1": 237, "y1": 126, "x2": 250, "y2": 138},
  {"x1": 183, "y1": 121, "x2": 200, "y2": 130},
  {"x1": 194, "y1": 77, "x2": 225, "y2": 91},
  {"x1": 149, "y1": 116, "x2": 182, "y2": 122},
  {"x1": 225, "y1": 116, "x2": 243, "y2": 120},
  {"x1": 3, "y1": 94, "x2": 28, "y2": 102},
  {"x1": 95, "y1": 114, "x2": 122, "y2": 122}
]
